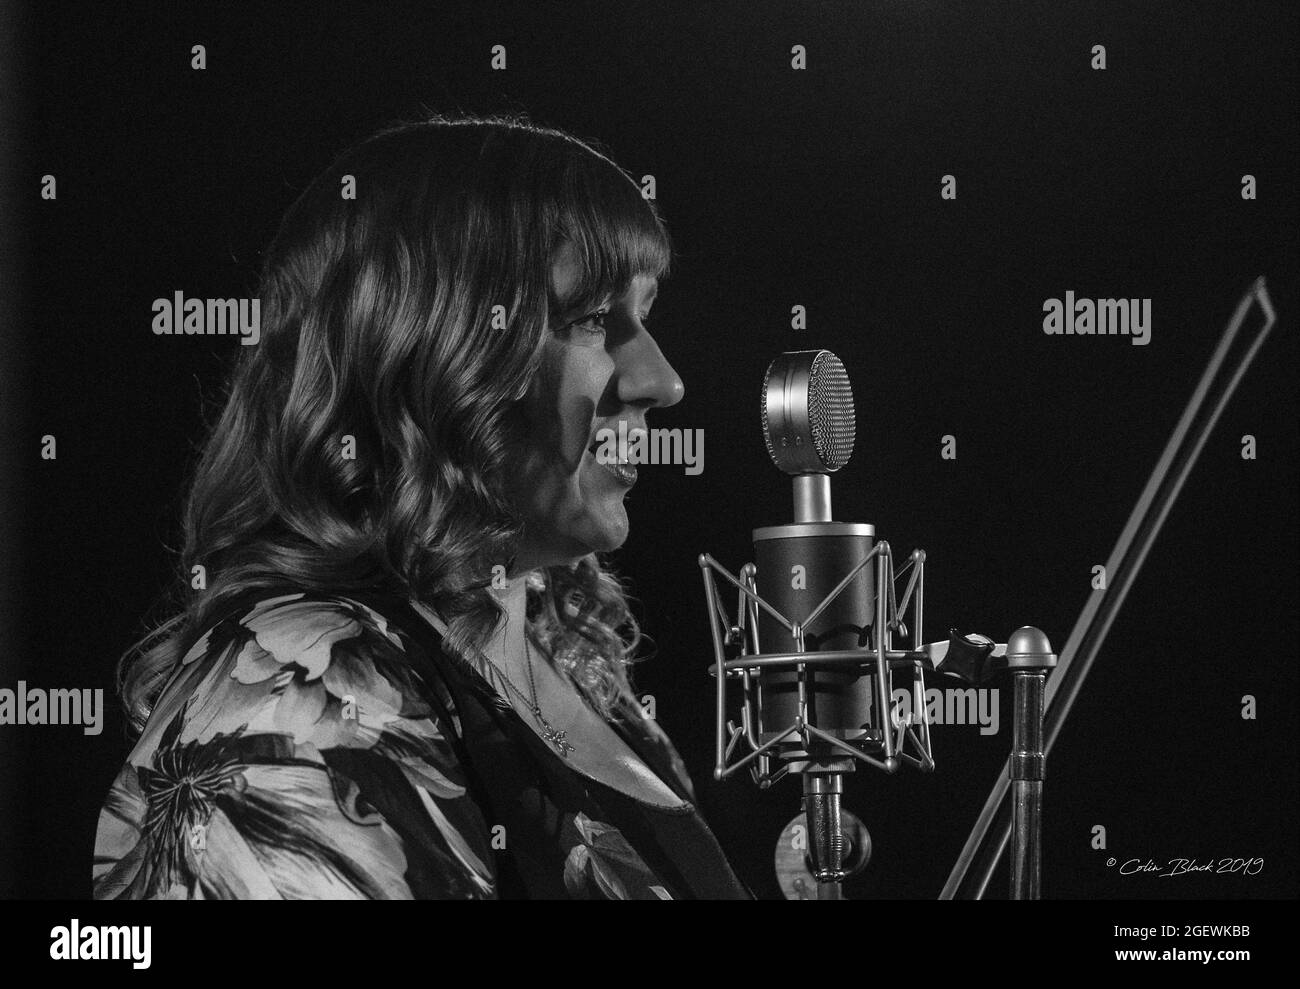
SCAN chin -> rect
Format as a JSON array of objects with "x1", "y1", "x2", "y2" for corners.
[
  {"x1": 576, "y1": 505, "x2": 631, "y2": 554},
  {"x1": 585, "y1": 520, "x2": 630, "y2": 554}
]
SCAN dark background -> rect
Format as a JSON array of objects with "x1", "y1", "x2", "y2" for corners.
[{"x1": 1, "y1": 0, "x2": 1296, "y2": 899}]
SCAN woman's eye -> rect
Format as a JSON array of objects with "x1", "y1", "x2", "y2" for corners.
[{"x1": 567, "y1": 309, "x2": 610, "y2": 337}]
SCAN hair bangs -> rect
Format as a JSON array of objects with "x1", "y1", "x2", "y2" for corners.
[{"x1": 547, "y1": 150, "x2": 673, "y2": 317}]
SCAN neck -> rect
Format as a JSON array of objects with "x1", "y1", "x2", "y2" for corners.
[{"x1": 482, "y1": 574, "x2": 529, "y2": 671}]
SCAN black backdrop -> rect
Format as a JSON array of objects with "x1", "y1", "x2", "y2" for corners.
[{"x1": 1, "y1": 0, "x2": 1296, "y2": 900}]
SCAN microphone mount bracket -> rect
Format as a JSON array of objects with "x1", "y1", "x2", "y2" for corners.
[
  {"x1": 699, "y1": 542, "x2": 1056, "y2": 899},
  {"x1": 699, "y1": 540, "x2": 935, "y2": 786}
]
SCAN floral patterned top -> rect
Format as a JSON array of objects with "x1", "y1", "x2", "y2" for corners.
[{"x1": 92, "y1": 590, "x2": 750, "y2": 900}]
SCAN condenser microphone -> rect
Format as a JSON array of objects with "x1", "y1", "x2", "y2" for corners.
[
  {"x1": 702, "y1": 343, "x2": 1055, "y2": 888},
  {"x1": 761, "y1": 349, "x2": 856, "y2": 522},
  {"x1": 754, "y1": 350, "x2": 879, "y2": 745},
  {"x1": 703, "y1": 347, "x2": 1056, "y2": 896},
  {"x1": 702, "y1": 349, "x2": 936, "y2": 890}
]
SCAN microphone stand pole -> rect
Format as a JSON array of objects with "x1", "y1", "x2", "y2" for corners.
[
  {"x1": 1008, "y1": 630, "x2": 1056, "y2": 899},
  {"x1": 941, "y1": 277, "x2": 1277, "y2": 899}
]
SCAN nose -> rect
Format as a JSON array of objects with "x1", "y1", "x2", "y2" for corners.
[{"x1": 615, "y1": 328, "x2": 685, "y2": 409}]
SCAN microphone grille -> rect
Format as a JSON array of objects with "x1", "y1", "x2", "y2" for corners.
[
  {"x1": 807, "y1": 351, "x2": 855, "y2": 471},
  {"x1": 761, "y1": 349, "x2": 856, "y2": 474},
  {"x1": 760, "y1": 357, "x2": 777, "y2": 467}
]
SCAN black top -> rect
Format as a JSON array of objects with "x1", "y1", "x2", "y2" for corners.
[{"x1": 362, "y1": 591, "x2": 752, "y2": 900}]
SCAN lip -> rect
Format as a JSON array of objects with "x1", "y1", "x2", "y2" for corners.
[{"x1": 586, "y1": 446, "x2": 638, "y2": 487}]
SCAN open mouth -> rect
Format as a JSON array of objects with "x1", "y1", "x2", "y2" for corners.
[{"x1": 587, "y1": 440, "x2": 638, "y2": 487}]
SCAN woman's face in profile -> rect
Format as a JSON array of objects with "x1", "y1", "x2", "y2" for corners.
[{"x1": 507, "y1": 241, "x2": 685, "y2": 571}]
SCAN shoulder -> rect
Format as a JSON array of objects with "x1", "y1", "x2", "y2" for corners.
[{"x1": 93, "y1": 592, "x2": 496, "y2": 900}]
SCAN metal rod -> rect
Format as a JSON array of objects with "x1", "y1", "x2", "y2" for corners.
[
  {"x1": 715, "y1": 723, "x2": 801, "y2": 779},
  {"x1": 802, "y1": 723, "x2": 898, "y2": 772},
  {"x1": 906, "y1": 723, "x2": 935, "y2": 772},
  {"x1": 740, "y1": 566, "x2": 767, "y2": 766},
  {"x1": 895, "y1": 550, "x2": 925, "y2": 639},
  {"x1": 701, "y1": 564, "x2": 730, "y2": 778},
  {"x1": 874, "y1": 547, "x2": 896, "y2": 764},
  {"x1": 711, "y1": 648, "x2": 925, "y2": 672},
  {"x1": 700, "y1": 553, "x2": 795, "y2": 631},
  {"x1": 1010, "y1": 670, "x2": 1046, "y2": 899},
  {"x1": 912, "y1": 660, "x2": 934, "y2": 763},
  {"x1": 793, "y1": 473, "x2": 833, "y2": 523},
  {"x1": 800, "y1": 541, "x2": 885, "y2": 631},
  {"x1": 942, "y1": 277, "x2": 1277, "y2": 899}
]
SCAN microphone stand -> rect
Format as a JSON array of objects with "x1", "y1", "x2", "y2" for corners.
[
  {"x1": 696, "y1": 304, "x2": 1281, "y2": 900},
  {"x1": 941, "y1": 277, "x2": 1278, "y2": 899},
  {"x1": 1008, "y1": 630, "x2": 1056, "y2": 899}
]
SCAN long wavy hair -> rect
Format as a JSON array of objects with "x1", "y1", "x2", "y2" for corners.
[{"x1": 119, "y1": 112, "x2": 673, "y2": 736}]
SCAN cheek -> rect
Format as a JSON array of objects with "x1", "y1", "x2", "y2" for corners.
[
  {"x1": 533, "y1": 348, "x2": 606, "y2": 468},
  {"x1": 506, "y1": 346, "x2": 612, "y2": 534}
]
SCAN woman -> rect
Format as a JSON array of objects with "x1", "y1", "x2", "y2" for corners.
[{"x1": 92, "y1": 113, "x2": 750, "y2": 899}]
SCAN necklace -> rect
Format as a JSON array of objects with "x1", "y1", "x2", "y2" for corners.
[
  {"x1": 479, "y1": 634, "x2": 575, "y2": 758},
  {"x1": 408, "y1": 599, "x2": 575, "y2": 759}
]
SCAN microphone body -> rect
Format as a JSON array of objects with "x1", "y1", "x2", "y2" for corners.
[
  {"x1": 753, "y1": 521, "x2": 878, "y2": 742},
  {"x1": 754, "y1": 349, "x2": 881, "y2": 749}
]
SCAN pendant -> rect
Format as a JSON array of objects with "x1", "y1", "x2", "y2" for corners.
[{"x1": 534, "y1": 708, "x2": 575, "y2": 757}]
